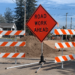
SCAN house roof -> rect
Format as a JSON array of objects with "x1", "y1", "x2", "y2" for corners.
[{"x1": 0, "y1": 23, "x2": 16, "y2": 28}]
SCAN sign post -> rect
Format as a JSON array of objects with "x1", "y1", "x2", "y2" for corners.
[{"x1": 39, "y1": 42, "x2": 45, "y2": 63}]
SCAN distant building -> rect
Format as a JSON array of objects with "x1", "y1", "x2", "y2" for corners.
[
  {"x1": 0, "y1": 23, "x2": 17, "y2": 38},
  {"x1": 0, "y1": 23, "x2": 16, "y2": 30}
]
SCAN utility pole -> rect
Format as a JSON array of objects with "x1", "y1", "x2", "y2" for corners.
[
  {"x1": 70, "y1": 17, "x2": 72, "y2": 29},
  {"x1": 70, "y1": 17, "x2": 72, "y2": 39},
  {"x1": 24, "y1": 0, "x2": 26, "y2": 36},
  {"x1": 66, "y1": 13, "x2": 68, "y2": 40},
  {"x1": 66, "y1": 13, "x2": 68, "y2": 29}
]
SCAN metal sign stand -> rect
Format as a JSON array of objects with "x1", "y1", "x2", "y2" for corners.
[
  {"x1": 35, "y1": 42, "x2": 46, "y2": 73},
  {"x1": 39, "y1": 42, "x2": 45, "y2": 63}
]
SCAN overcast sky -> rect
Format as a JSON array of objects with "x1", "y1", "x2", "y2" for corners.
[{"x1": 0, "y1": 0, "x2": 75, "y2": 33}]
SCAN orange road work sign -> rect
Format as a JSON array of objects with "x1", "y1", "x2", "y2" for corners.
[{"x1": 26, "y1": 4, "x2": 57, "y2": 42}]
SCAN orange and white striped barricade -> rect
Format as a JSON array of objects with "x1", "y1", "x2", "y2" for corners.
[
  {"x1": 54, "y1": 29, "x2": 75, "y2": 68},
  {"x1": 0, "y1": 30, "x2": 25, "y2": 35},
  {"x1": 4, "y1": 30, "x2": 38, "y2": 70},
  {"x1": 55, "y1": 42, "x2": 75, "y2": 49},
  {"x1": 54, "y1": 29, "x2": 75, "y2": 35},
  {"x1": 0, "y1": 41, "x2": 26, "y2": 46},
  {"x1": 55, "y1": 54, "x2": 75, "y2": 63},
  {"x1": 0, "y1": 53, "x2": 25, "y2": 58},
  {"x1": 0, "y1": 30, "x2": 26, "y2": 64}
]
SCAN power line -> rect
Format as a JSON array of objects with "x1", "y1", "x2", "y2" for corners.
[{"x1": 51, "y1": 14, "x2": 74, "y2": 16}]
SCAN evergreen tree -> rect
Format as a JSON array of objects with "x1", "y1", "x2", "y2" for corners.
[
  {"x1": 26, "y1": 0, "x2": 37, "y2": 35},
  {"x1": 15, "y1": 0, "x2": 24, "y2": 30},
  {"x1": 26, "y1": 0, "x2": 37, "y2": 20},
  {"x1": 15, "y1": 0, "x2": 37, "y2": 33}
]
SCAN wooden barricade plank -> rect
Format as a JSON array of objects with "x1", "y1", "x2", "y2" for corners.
[
  {"x1": 55, "y1": 42, "x2": 75, "y2": 49},
  {"x1": 0, "y1": 30, "x2": 25, "y2": 35},
  {"x1": 0, "y1": 53, "x2": 25, "y2": 58},
  {"x1": 0, "y1": 41, "x2": 26, "y2": 46},
  {"x1": 55, "y1": 54, "x2": 75, "y2": 63},
  {"x1": 54, "y1": 29, "x2": 75, "y2": 35}
]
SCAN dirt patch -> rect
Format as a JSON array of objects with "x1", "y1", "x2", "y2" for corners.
[
  {"x1": 17, "y1": 36, "x2": 57, "y2": 57},
  {"x1": 0, "y1": 36, "x2": 74, "y2": 58}
]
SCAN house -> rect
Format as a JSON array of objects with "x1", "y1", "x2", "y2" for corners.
[
  {"x1": 0, "y1": 23, "x2": 17, "y2": 38},
  {"x1": 0, "y1": 23, "x2": 16, "y2": 30}
]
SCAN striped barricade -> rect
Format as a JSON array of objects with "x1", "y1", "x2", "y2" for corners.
[
  {"x1": 0, "y1": 30, "x2": 26, "y2": 64},
  {"x1": 0, "y1": 53, "x2": 25, "y2": 58},
  {"x1": 54, "y1": 29, "x2": 75, "y2": 68},
  {"x1": 54, "y1": 29, "x2": 75, "y2": 35},
  {"x1": 54, "y1": 29, "x2": 75, "y2": 49},
  {"x1": 0, "y1": 41, "x2": 26, "y2": 46},
  {"x1": 55, "y1": 54, "x2": 75, "y2": 63},
  {"x1": 55, "y1": 42, "x2": 75, "y2": 49},
  {"x1": 0, "y1": 30, "x2": 25, "y2": 35}
]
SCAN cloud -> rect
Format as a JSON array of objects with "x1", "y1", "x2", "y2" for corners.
[
  {"x1": 69, "y1": 5, "x2": 75, "y2": 6},
  {"x1": 50, "y1": 0, "x2": 75, "y2": 4},
  {"x1": 0, "y1": 0, "x2": 15, "y2": 3},
  {"x1": 37, "y1": 0, "x2": 75, "y2": 5},
  {"x1": 1, "y1": 0, "x2": 75, "y2": 4},
  {"x1": 36, "y1": 0, "x2": 46, "y2": 4}
]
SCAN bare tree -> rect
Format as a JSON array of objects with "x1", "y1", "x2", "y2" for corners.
[{"x1": 0, "y1": 14, "x2": 6, "y2": 23}]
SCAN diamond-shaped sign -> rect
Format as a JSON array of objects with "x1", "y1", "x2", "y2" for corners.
[{"x1": 26, "y1": 4, "x2": 57, "y2": 42}]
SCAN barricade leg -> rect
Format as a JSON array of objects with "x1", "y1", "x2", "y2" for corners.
[
  {"x1": 15, "y1": 35, "x2": 17, "y2": 64},
  {"x1": 5, "y1": 62, "x2": 39, "y2": 69},
  {"x1": 62, "y1": 35, "x2": 63, "y2": 69}
]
